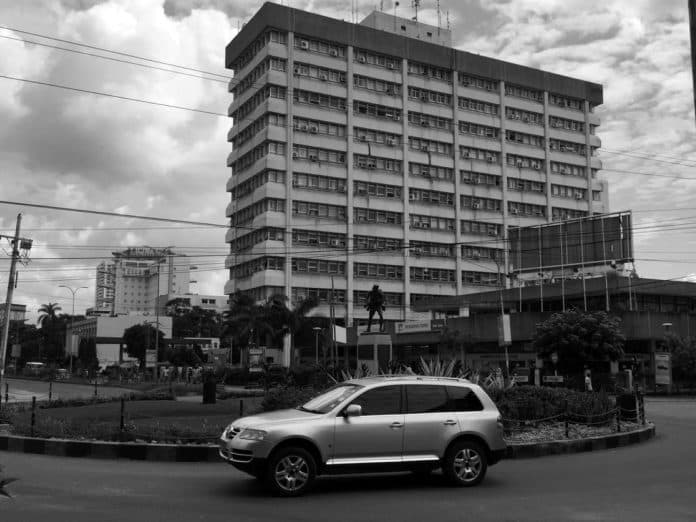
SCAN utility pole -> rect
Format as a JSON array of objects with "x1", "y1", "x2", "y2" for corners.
[{"x1": 1, "y1": 214, "x2": 29, "y2": 398}]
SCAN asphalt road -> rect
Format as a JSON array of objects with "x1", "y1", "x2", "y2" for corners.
[
  {"x1": 2, "y1": 377, "x2": 135, "y2": 403},
  {"x1": 1, "y1": 398, "x2": 695, "y2": 522}
]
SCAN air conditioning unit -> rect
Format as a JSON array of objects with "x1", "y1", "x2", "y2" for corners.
[
  {"x1": 300, "y1": 124, "x2": 308, "y2": 131},
  {"x1": 367, "y1": 164, "x2": 376, "y2": 170},
  {"x1": 532, "y1": 162, "x2": 541, "y2": 170},
  {"x1": 413, "y1": 247, "x2": 423, "y2": 256},
  {"x1": 421, "y1": 167, "x2": 430, "y2": 177},
  {"x1": 420, "y1": 93, "x2": 428, "y2": 101},
  {"x1": 386, "y1": 137, "x2": 395, "y2": 146},
  {"x1": 387, "y1": 63, "x2": 395, "y2": 70},
  {"x1": 359, "y1": 56, "x2": 366, "y2": 63},
  {"x1": 294, "y1": 67, "x2": 301, "y2": 75},
  {"x1": 310, "y1": 126, "x2": 318, "y2": 133},
  {"x1": 329, "y1": 239, "x2": 341, "y2": 247},
  {"x1": 409, "y1": 192, "x2": 417, "y2": 201},
  {"x1": 329, "y1": 49, "x2": 338, "y2": 57},
  {"x1": 516, "y1": 160, "x2": 524, "y2": 168},
  {"x1": 319, "y1": 73, "x2": 328, "y2": 81},
  {"x1": 309, "y1": 154, "x2": 318, "y2": 162},
  {"x1": 292, "y1": 151, "x2": 298, "y2": 158},
  {"x1": 510, "y1": 208, "x2": 519, "y2": 215},
  {"x1": 421, "y1": 120, "x2": 430, "y2": 127},
  {"x1": 300, "y1": 40, "x2": 309, "y2": 50},
  {"x1": 463, "y1": 152, "x2": 471, "y2": 159},
  {"x1": 487, "y1": 230, "x2": 497, "y2": 236},
  {"x1": 472, "y1": 202, "x2": 480, "y2": 209},
  {"x1": 421, "y1": 145, "x2": 429, "y2": 152},
  {"x1": 575, "y1": 193, "x2": 584, "y2": 200},
  {"x1": 486, "y1": 156, "x2": 495, "y2": 163},
  {"x1": 292, "y1": 180, "x2": 299, "y2": 186}
]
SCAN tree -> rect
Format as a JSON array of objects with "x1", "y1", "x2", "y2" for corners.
[
  {"x1": 122, "y1": 324, "x2": 165, "y2": 369},
  {"x1": 223, "y1": 292, "x2": 275, "y2": 349},
  {"x1": 667, "y1": 334, "x2": 696, "y2": 387},
  {"x1": 263, "y1": 294, "x2": 319, "y2": 362},
  {"x1": 78, "y1": 337, "x2": 99, "y2": 372},
  {"x1": 532, "y1": 309, "x2": 625, "y2": 376},
  {"x1": 37, "y1": 303, "x2": 66, "y2": 362},
  {"x1": 170, "y1": 306, "x2": 223, "y2": 338},
  {"x1": 37, "y1": 302, "x2": 61, "y2": 328}
]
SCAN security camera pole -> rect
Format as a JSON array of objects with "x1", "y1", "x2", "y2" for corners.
[{"x1": 0, "y1": 214, "x2": 32, "y2": 400}]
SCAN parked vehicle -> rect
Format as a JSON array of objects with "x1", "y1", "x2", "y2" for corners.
[
  {"x1": 23, "y1": 362, "x2": 45, "y2": 376},
  {"x1": 219, "y1": 375, "x2": 506, "y2": 496}
]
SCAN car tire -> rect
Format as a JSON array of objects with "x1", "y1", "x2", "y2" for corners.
[
  {"x1": 265, "y1": 447, "x2": 316, "y2": 497},
  {"x1": 442, "y1": 440, "x2": 487, "y2": 487}
]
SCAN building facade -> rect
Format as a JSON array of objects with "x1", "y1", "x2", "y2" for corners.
[
  {"x1": 94, "y1": 247, "x2": 191, "y2": 316},
  {"x1": 224, "y1": 3, "x2": 606, "y2": 325}
]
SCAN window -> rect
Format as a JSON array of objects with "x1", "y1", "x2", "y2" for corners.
[
  {"x1": 505, "y1": 107, "x2": 543, "y2": 126},
  {"x1": 459, "y1": 121, "x2": 499, "y2": 139},
  {"x1": 446, "y1": 386, "x2": 483, "y2": 412},
  {"x1": 354, "y1": 74, "x2": 401, "y2": 96},
  {"x1": 293, "y1": 61, "x2": 346, "y2": 83},
  {"x1": 504, "y1": 84, "x2": 543, "y2": 103},
  {"x1": 408, "y1": 86, "x2": 451, "y2": 105},
  {"x1": 458, "y1": 73, "x2": 498, "y2": 92},
  {"x1": 352, "y1": 386, "x2": 402, "y2": 415},
  {"x1": 294, "y1": 35, "x2": 346, "y2": 58},
  {"x1": 407, "y1": 385, "x2": 449, "y2": 413},
  {"x1": 354, "y1": 100, "x2": 402, "y2": 121},
  {"x1": 458, "y1": 97, "x2": 499, "y2": 116},
  {"x1": 409, "y1": 162, "x2": 454, "y2": 181},
  {"x1": 407, "y1": 61, "x2": 452, "y2": 82},
  {"x1": 354, "y1": 49, "x2": 400, "y2": 70},
  {"x1": 408, "y1": 111, "x2": 452, "y2": 131}
]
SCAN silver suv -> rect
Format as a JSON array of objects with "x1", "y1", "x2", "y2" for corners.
[{"x1": 219, "y1": 376, "x2": 506, "y2": 496}]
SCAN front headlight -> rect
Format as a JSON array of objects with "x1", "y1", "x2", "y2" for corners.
[{"x1": 238, "y1": 428, "x2": 267, "y2": 441}]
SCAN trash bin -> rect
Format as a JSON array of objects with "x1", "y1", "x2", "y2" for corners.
[
  {"x1": 617, "y1": 393, "x2": 638, "y2": 422},
  {"x1": 202, "y1": 376, "x2": 217, "y2": 404}
]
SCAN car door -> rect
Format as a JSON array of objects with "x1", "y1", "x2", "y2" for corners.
[
  {"x1": 331, "y1": 384, "x2": 404, "y2": 464},
  {"x1": 402, "y1": 384, "x2": 460, "y2": 461}
]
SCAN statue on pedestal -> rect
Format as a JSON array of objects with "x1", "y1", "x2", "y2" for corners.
[{"x1": 365, "y1": 284, "x2": 385, "y2": 333}]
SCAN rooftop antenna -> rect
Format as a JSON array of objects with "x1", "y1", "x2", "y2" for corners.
[
  {"x1": 446, "y1": 10, "x2": 450, "y2": 31},
  {"x1": 380, "y1": 0, "x2": 384, "y2": 11},
  {"x1": 412, "y1": 0, "x2": 420, "y2": 22},
  {"x1": 394, "y1": 1, "x2": 399, "y2": 31},
  {"x1": 437, "y1": 0, "x2": 441, "y2": 35}
]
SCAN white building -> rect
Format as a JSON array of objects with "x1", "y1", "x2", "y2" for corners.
[
  {"x1": 224, "y1": 4, "x2": 607, "y2": 325},
  {"x1": 94, "y1": 247, "x2": 191, "y2": 316}
]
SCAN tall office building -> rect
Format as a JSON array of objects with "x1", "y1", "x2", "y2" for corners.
[
  {"x1": 94, "y1": 247, "x2": 191, "y2": 315},
  {"x1": 224, "y1": 3, "x2": 607, "y2": 325}
]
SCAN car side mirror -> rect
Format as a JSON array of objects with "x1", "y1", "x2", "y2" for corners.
[{"x1": 344, "y1": 404, "x2": 362, "y2": 417}]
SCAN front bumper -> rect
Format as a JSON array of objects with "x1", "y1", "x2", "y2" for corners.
[{"x1": 219, "y1": 435, "x2": 271, "y2": 476}]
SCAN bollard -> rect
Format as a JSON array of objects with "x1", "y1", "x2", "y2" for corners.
[
  {"x1": 94, "y1": 379, "x2": 98, "y2": 399},
  {"x1": 31, "y1": 396, "x2": 37, "y2": 437},
  {"x1": 5, "y1": 382, "x2": 8, "y2": 404},
  {"x1": 48, "y1": 381, "x2": 53, "y2": 402},
  {"x1": 639, "y1": 392, "x2": 646, "y2": 425},
  {"x1": 239, "y1": 399, "x2": 244, "y2": 418}
]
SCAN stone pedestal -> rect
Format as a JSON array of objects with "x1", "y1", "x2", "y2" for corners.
[{"x1": 356, "y1": 333, "x2": 392, "y2": 374}]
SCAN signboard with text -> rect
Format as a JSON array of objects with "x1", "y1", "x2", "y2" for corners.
[
  {"x1": 654, "y1": 353, "x2": 671, "y2": 385},
  {"x1": 543, "y1": 375, "x2": 564, "y2": 383},
  {"x1": 395, "y1": 320, "x2": 431, "y2": 335},
  {"x1": 145, "y1": 349, "x2": 157, "y2": 368}
]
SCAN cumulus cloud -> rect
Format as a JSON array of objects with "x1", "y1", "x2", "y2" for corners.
[{"x1": 1, "y1": 0, "x2": 695, "y2": 322}]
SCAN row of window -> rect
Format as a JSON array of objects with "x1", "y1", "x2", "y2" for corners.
[
  {"x1": 354, "y1": 74, "x2": 401, "y2": 96},
  {"x1": 233, "y1": 113, "x2": 286, "y2": 149},
  {"x1": 292, "y1": 229, "x2": 346, "y2": 248},
  {"x1": 410, "y1": 241, "x2": 455, "y2": 258},
  {"x1": 408, "y1": 137, "x2": 452, "y2": 156},
  {"x1": 293, "y1": 89, "x2": 346, "y2": 111},
  {"x1": 354, "y1": 263, "x2": 404, "y2": 280},
  {"x1": 295, "y1": 35, "x2": 345, "y2": 57},
  {"x1": 230, "y1": 198, "x2": 285, "y2": 226},
  {"x1": 354, "y1": 154, "x2": 402, "y2": 172},
  {"x1": 506, "y1": 107, "x2": 543, "y2": 125},
  {"x1": 410, "y1": 214, "x2": 455, "y2": 231},
  {"x1": 293, "y1": 172, "x2": 347, "y2": 192},
  {"x1": 354, "y1": 49, "x2": 401, "y2": 70},
  {"x1": 506, "y1": 130, "x2": 545, "y2": 148},
  {"x1": 552, "y1": 207, "x2": 588, "y2": 221},
  {"x1": 506, "y1": 153, "x2": 544, "y2": 170},
  {"x1": 458, "y1": 96, "x2": 499, "y2": 116},
  {"x1": 460, "y1": 170, "x2": 500, "y2": 186},
  {"x1": 551, "y1": 184, "x2": 587, "y2": 200},
  {"x1": 461, "y1": 146, "x2": 499, "y2": 163},
  {"x1": 354, "y1": 100, "x2": 402, "y2": 121},
  {"x1": 408, "y1": 86, "x2": 452, "y2": 105},
  {"x1": 409, "y1": 188, "x2": 454, "y2": 206},
  {"x1": 462, "y1": 270, "x2": 503, "y2": 286},
  {"x1": 293, "y1": 258, "x2": 346, "y2": 275},
  {"x1": 355, "y1": 127, "x2": 400, "y2": 146},
  {"x1": 292, "y1": 145, "x2": 345, "y2": 164},
  {"x1": 232, "y1": 141, "x2": 285, "y2": 175},
  {"x1": 354, "y1": 181, "x2": 402, "y2": 199},
  {"x1": 231, "y1": 29, "x2": 286, "y2": 72},
  {"x1": 230, "y1": 227, "x2": 284, "y2": 253},
  {"x1": 407, "y1": 61, "x2": 452, "y2": 82},
  {"x1": 354, "y1": 235, "x2": 402, "y2": 253},
  {"x1": 355, "y1": 290, "x2": 403, "y2": 306},
  {"x1": 411, "y1": 267, "x2": 455, "y2": 282},
  {"x1": 461, "y1": 196, "x2": 501, "y2": 212},
  {"x1": 293, "y1": 116, "x2": 346, "y2": 137},
  {"x1": 509, "y1": 201, "x2": 546, "y2": 217},
  {"x1": 293, "y1": 200, "x2": 347, "y2": 221},
  {"x1": 233, "y1": 57, "x2": 286, "y2": 97},
  {"x1": 505, "y1": 83, "x2": 544, "y2": 103},
  {"x1": 354, "y1": 208, "x2": 402, "y2": 225},
  {"x1": 410, "y1": 162, "x2": 454, "y2": 181},
  {"x1": 549, "y1": 138, "x2": 587, "y2": 156},
  {"x1": 232, "y1": 84, "x2": 286, "y2": 122},
  {"x1": 459, "y1": 73, "x2": 498, "y2": 92},
  {"x1": 408, "y1": 111, "x2": 453, "y2": 131},
  {"x1": 461, "y1": 220, "x2": 502, "y2": 237},
  {"x1": 461, "y1": 246, "x2": 503, "y2": 261},
  {"x1": 459, "y1": 121, "x2": 499, "y2": 139},
  {"x1": 233, "y1": 256, "x2": 285, "y2": 279},
  {"x1": 507, "y1": 177, "x2": 545, "y2": 193},
  {"x1": 549, "y1": 115, "x2": 585, "y2": 133},
  {"x1": 232, "y1": 169, "x2": 285, "y2": 200},
  {"x1": 293, "y1": 62, "x2": 345, "y2": 83}
]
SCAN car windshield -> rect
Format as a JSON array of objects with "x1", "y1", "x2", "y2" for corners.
[{"x1": 299, "y1": 383, "x2": 363, "y2": 414}]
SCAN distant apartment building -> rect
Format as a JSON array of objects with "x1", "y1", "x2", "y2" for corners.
[
  {"x1": 161, "y1": 293, "x2": 231, "y2": 315},
  {"x1": 94, "y1": 247, "x2": 191, "y2": 315},
  {"x1": 224, "y1": 4, "x2": 606, "y2": 325}
]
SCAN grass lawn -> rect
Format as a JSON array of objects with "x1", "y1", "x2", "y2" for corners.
[{"x1": 7, "y1": 396, "x2": 265, "y2": 442}]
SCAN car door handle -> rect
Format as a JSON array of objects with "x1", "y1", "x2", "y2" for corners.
[
  {"x1": 443, "y1": 420, "x2": 457, "y2": 426},
  {"x1": 390, "y1": 422, "x2": 404, "y2": 429}
]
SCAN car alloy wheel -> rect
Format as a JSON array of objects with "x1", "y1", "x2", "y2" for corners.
[
  {"x1": 443, "y1": 440, "x2": 488, "y2": 487},
  {"x1": 266, "y1": 447, "x2": 316, "y2": 497}
]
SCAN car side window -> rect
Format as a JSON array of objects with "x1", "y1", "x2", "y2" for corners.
[
  {"x1": 446, "y1": 386, "x2": 484, "y2": 412},
  {"x1": 406, "y1": 385, "x2": 449, "y2": 414},
  {"x1": 351, "y1": 385, "x2": 401, "y2": 415}
]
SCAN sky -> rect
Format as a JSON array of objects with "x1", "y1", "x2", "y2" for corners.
[{"x1": 0, "y1": 0, "x2": 695, "y2": 322}]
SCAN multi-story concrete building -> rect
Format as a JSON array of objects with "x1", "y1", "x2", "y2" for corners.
[
  {"x1": 94, "y1": 247, "x2": 191, "y2": 315},
  {"x1": 224, "y1": 3, "x2": 606, "y2": 326}
]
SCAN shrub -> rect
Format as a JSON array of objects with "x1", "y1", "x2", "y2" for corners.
[
  {"x1": 493, "y1": 386, "x2": 614, "y2": 422},
  {"x1": 223, "y1": 367, "x2": 251, "y2": 386},
  {"x1": 261, "y1": 385, "x2": 319, "y2": 412}
]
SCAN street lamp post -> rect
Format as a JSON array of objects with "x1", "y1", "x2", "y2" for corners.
[
  {"x1": 312, "y1": 327, "x2": 322, "y2": 365},
  {"x1": 59, "y1": 285, "x2": 88, "y2": 375}
]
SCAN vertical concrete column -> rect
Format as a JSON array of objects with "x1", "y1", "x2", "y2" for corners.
[
  {"x1": 400, "y1": 57, "x2": 410, "y2": 320},
  {"x1": 451, "y1": 71, "x2": 463, "y2": 296},
  {"x1": 284, "y1": 32, "x2": 295, "y2": 300},
  {"x1": 583, "y1": 100, "x2": 593, "y2": 215},
  {"x1": 543, "y1": 91, "x2": 553, "y2": 222},
  {"x1": 345, "y1": 46, "x2": 355, "y2": 326},
  {"x1": 498, "y1": 81, "x2": 510, "y2": 288}
]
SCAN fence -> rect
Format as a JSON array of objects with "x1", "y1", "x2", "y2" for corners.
[{"x1": 502, "y1": 392, "x2": 647, "y2": 438}]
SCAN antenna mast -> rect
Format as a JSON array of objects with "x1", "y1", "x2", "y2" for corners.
[{"x1": 412, "y1": 0, "x2": 420, "y2": 22}]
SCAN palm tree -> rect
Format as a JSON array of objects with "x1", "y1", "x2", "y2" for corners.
[
  {"x1": 37, "y1": 302, "x2": 62, "y2": 328},
  {"x1": 223, "y1": 292, "x2": 274, "y2": 349},
  {"x1": 263, "y1": 294, "x2": 319, "y2": 365}
]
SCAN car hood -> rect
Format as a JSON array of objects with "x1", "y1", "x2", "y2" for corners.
[{"x1": 234, "y1": 408, "x2": 320, "y2": 429}]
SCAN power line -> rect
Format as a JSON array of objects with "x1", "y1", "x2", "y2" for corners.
[
  {"x1": 0, "y1": 74, "x2": 227, "y2": 117},
  {"x1": 0, "y1": 34, "x2": 227, "y2": 83},
  {"x1": 0, "y1": 24, "x2": 233, "y2": 80}
]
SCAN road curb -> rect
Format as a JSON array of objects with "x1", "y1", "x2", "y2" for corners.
[
  {"x1": 0, "y1": 424, "x2": 655, "y2": 462},
  {"x1": 505, "y1": 423, "x2": 656, "y2": 459}
]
